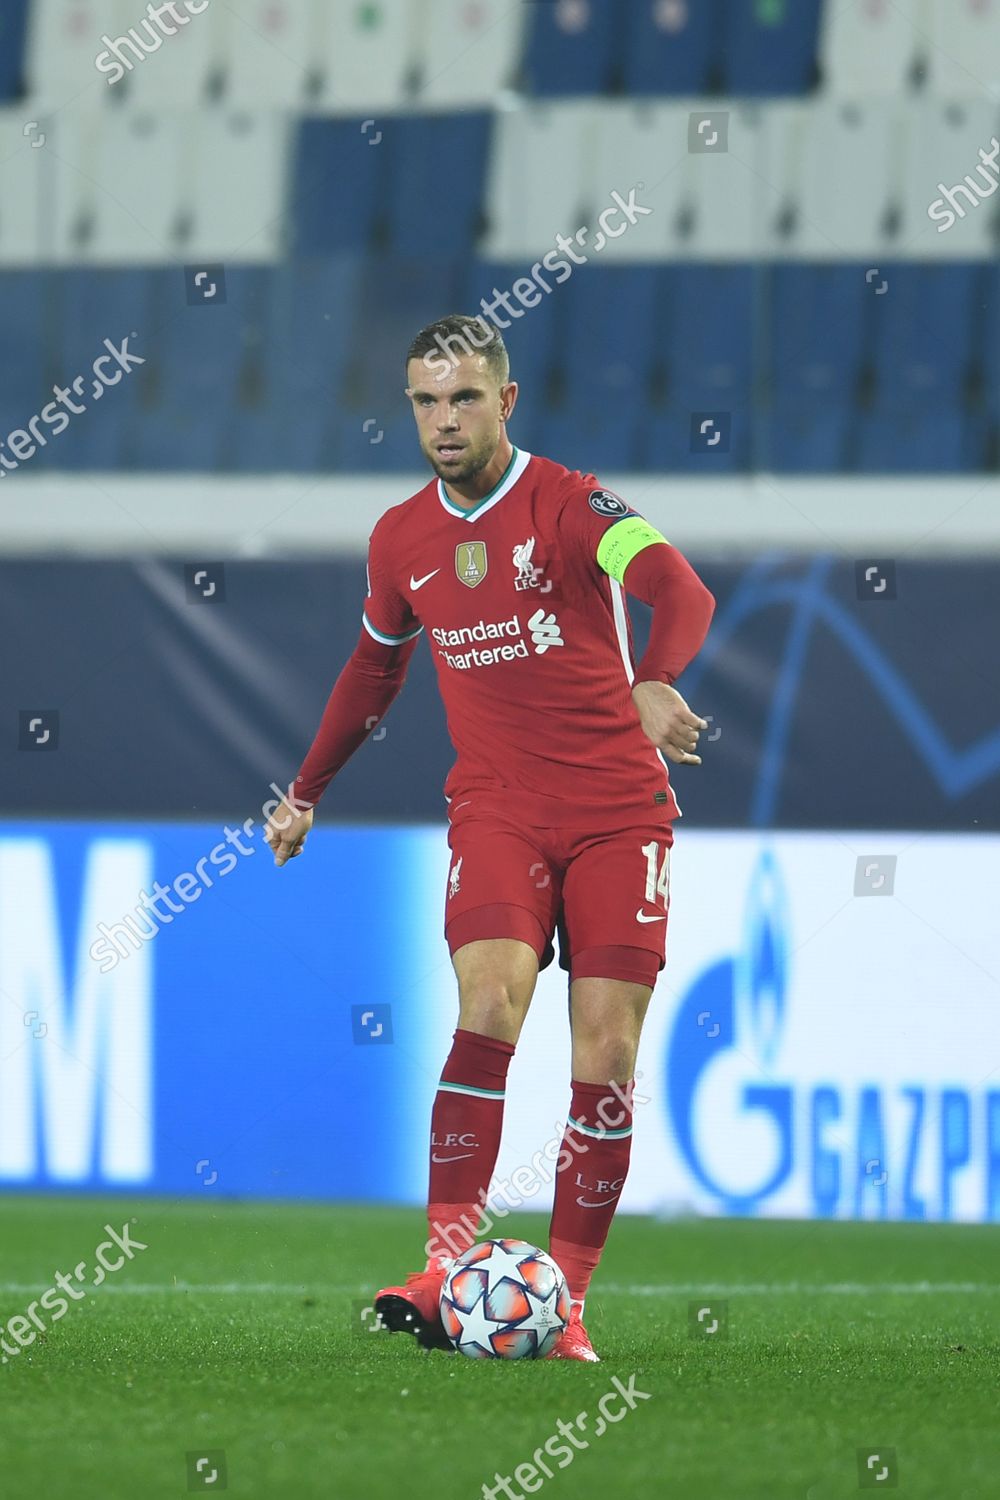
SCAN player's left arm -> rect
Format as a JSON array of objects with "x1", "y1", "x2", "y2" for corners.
[
  {"x1": 604, "y1": 517, "x2": 715, "y2": 765},
  {"x1": 559, "y1": 487, "x2": 715, "y2": 765}
]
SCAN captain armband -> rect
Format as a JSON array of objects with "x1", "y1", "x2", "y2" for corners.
[{"x1": 595, "y1": 516, "x2": 670, "y2": 584}]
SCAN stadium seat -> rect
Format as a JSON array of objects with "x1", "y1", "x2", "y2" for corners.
[
  {"x1": 383, "y1": 113, "x2": 491, "y2": 255},
  {"x1": 856, "y1": 402, "x2": 984, "y2": 472},
  {"x1": 764, "y1": 398, "x2": 854, "y2": 472},
  {"x1": 291, "y1": 117, "x2": 390, "y2": 253},
  {"x1": 0, "y1": 108, "x2": 45, "y2": 264},
  {"x1": 642, "y1": 404, "x2": 750, "y2": 472},
  {"x1": 663, "y1": 265, "x2": 755, "y2": 408},
  {"x1": 541, "y1": 406, "x2": 645, "y2": 474},
  {"x1": 818, "y1": 0, "x2": 925, "y2": 95},
  {"x1": 980, "y1": 264, "x2": 1000, "y2": 417},
  {"x1": 463, "y1": 258, "x2": 561, "y2": 419},
  {"x1": 0, "y1": 270, "x2": 52, "y2": 453},
  {"x1": 621, "y1": 0, "x2": 719, "y2": 96},
  {"x1": 721, "y1": 0, "x2": 823, "y2": 96},
  {"x1": 549, "y1": 266, "x2": 663, "y2": 425},
  {"x1": 126, "y1": 267, "x2": 272, "y2": 471},
  {"x1": 521, "y1": 0, "x2": 621, "y2": 97},
  {"x1": 0, "y1": 0, "x2": 29, "y2": 101},
  {"x1": 50, "y1": 109, "x2": 191, "y2": 264},
  {"x1": 113, "y1": 0, "x2": 225, "y2": 109},
  {"x1": 415, "y1": 0, "x2": 525, "y2": 107},
  {"x1": 762, "y1": 100, "x2": 900, "y2": 258},
  {"x1": 314, "y1": 1, "x2": 418, "y2": 112},
  {"x1": 687, "y1": 106, "x2": 769, "y2": 259},
  {"x1": 350, "y1": 254, "x2": 466, "y2": 408},
  {"x1": 25, "y1": 0, "x2": 119, "y2": 110},
  {"x1": 46, "y1": 268, "x2": 155, "y2": 469},
  {"x1": 218, "y1": 0, "x2": 315, "y2": 110},
  {"x1": 901, "y1": 100, "x2": 1000, "y2": 259},
  {"x1": 587, "y1": 103, "x2": 690, "y2": 260},
  {"x1": 184, "y1": 111, "x2": 291, "y2": 263},
  {"x1": 925, "y1": 0, "x2": 1000, "y2": 97},
  {"x1": 767, "y1": 265, "x2": 867, "y2": 398},
  {"x1": 484, "y1": 102, "x2": 600, "y2": 259},
  {"x1": 866, "y1": 264, "x2": 979, "y2": 400}
]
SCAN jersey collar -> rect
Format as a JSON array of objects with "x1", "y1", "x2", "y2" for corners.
[{"x1": 436, "y1": 447, "x2": 532, "y2": 522}]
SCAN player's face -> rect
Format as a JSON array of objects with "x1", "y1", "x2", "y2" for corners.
[{"x1": 406, "y1": 353, "x2": 516, "y2": 486}]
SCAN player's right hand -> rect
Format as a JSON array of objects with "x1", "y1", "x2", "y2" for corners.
[{"x1": 264, "y1": 799, "x2": 314, "y2": 867}]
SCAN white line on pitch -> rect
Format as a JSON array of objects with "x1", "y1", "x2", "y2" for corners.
[{"x1": 0, "y1": 1280, "x2": 996, "y2": 1297}]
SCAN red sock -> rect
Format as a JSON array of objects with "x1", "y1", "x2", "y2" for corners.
[
  {"x1": 549, "y1": 1079, "x2": 634, "y2": 1312},
  {"x1": 425, "y1": 1028, "x2": 514, "y2": 1268}
]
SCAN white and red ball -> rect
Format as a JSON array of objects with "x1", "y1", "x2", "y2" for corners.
[{"x1": 440, "y1": 1238, "x2": 571, "y2": 1359}]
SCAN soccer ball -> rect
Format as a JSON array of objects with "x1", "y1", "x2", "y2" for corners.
[{"x1": 439, "y1": 1238, "x2": 571, "y2": 1359}]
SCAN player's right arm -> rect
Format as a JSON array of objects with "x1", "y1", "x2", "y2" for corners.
[{"x1": 265, "y1": 521, "x2": 422, "y2": 867}]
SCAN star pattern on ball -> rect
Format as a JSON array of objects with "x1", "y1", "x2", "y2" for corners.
[
  {"x1": 450, "y1": 1289, "x2": 499, "y2": 1357},
  {"x1": 471, "y1": 1242, "x2": 529, "y2": 1296}
]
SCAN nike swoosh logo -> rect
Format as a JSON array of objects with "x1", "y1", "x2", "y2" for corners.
[
  {"x1": 410, "y1": 569, "x2": 440, "y2": 591},
  {"x1": 576, "y1": 1195, "x2": 618, "y2": 1208},
  {"x1": 431, "y1": 1152, "x2": 474, "y2": 1163},
  {"x1": 636, "y1": 908, "x2": 666, "y2": 923}
]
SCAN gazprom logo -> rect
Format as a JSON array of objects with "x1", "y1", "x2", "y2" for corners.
[
  {"x1": 0, "y1": 837, "x2": 153, "y2": 1183},
  {"x1": 666, "y1": 846, "x2": 1000, "y2": 1221}
]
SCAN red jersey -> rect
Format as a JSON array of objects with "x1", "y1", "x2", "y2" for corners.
[{"x1": 362, "y1": 448, "x2": 689, "y2": 829}]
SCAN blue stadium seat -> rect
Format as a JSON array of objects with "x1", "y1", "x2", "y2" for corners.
[
  {"x1": 555, "y1": 265, "x2": 664, "y2": 412},
  {"x1": 0, "y1": 272, "x2": 52, "y2": 465},
  {"x1": 981, "y1": 265, "x2": 1000, "y2": 416},
  {"x1": 664, "y1": 265, "x2": 754, "y2": 408},
  {"x1": 522, "y1": 0, "x2": 621, "y2": 96},
  {"x1": 351, "y1": 254, "x2": 466, "y2": 406},
  {"x1": 541, "y1": 406, "x2": 645, "y2": 473},
  {"x1": 767, "y1": 265, "x2": 866, "y2": 398},
  {"x1": 622, "y1": 0, "x2": 720, "y2": 95},
  {"x1": 867, "y1": 264, "x2": 980, "y2": 401},
  {"x1": 856, "y1": 403, "x2": 986, "y2": 473},
  {"x1": 126, "y1": 268, "x2": 273, "y2": 471},
  {"x1": 0, "y1": 0, "x2": 28, "y2": 100},
  {"x1": 642, "y1": 405, "x2": 750, "y2": 472},
  {"x1": 41, "y1": 268, "x2": 155, "y2": 470},
  {"x1": 291, "y1": 118, "x2": 390, "y2": 253},
  {"x1": 764, "y1": 399, "x2": 853, "y2": 472},
  {"x1": 721, "y1": 0, "x2": 822, "y2": 95},
  {"x1": 384, "y1": 114, "x2": 491, "y2": 255},
  {"x1": 463, "y1": 260, "x2": 561, "y2": 417}
]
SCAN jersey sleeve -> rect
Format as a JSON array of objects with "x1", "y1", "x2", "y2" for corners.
[
  {"x1": 555, "y1": 479, "x2": 670, "y2": 584},
  {"x1": 362, "y1": 518, "x2": 423, "y2": 646}
]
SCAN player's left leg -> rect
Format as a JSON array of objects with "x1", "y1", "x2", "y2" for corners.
[
  {"x1": 546, "y1": 969, "x2": 656, "y2": 1361},
  {"x1": 546, "y1": 818, "x2": 672, "y2": 1359}
]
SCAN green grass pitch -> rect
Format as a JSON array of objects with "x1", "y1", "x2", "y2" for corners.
[{"x1": 1, "y1": 1196, "x2": 998, "y2": 1499}]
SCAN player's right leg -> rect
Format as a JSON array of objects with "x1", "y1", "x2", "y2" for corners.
[
  {"x1": 375, "y1": 815, "x2": 558, "y2": 1350},
  {"x1": 374, "y1": 938, "x2": 539, "y2": 1349}
]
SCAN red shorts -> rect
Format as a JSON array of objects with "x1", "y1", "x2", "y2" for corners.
[{"x1": 444, "y1": 809, "x2": 674, "y2": 989}]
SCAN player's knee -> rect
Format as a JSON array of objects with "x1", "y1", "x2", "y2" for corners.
[
  {"x1": 457, "y1": 982, "x2": 530, "y2": 1044},
  {"x1": 572, "y1": 1031, "x2": 640, "y2": 1085}
]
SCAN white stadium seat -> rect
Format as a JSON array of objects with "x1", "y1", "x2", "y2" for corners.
[
  {"x1": 761, "y1": 99, "x2": 900, "y2": 259},
  {"x1": 483, "y1": 102, "x2": 600, "y2": 260},
  {"x1": 0, "y1": 109, "x2": 45, "y2": 264},
  {"x1": 314, "y1": 0, "x2": 418, "y2": 113},
  {"x1": 819, "y1": 0, "x2": 928, "y2": 96},
  {"x1": 901, "y1": 100, "x2": 1000, "y2": 257},
  {"x1": 112, "y1": 1, "x2": 225, "y2": 109},
  {"x1": 925, "y1": 0, "x2": 1000, "y2": 98},
  {"x1": 49, "y1": 109, "x2": 191, "y2": 263},
  {"x1": 26, "y1": 0, "x2": 131, "y2": 111},
  {"x1": 414, "y1": 0, "x2": 526, "y2": 108},
  {"x1": 218, "y1": 0, "x2": 315, "y2": 111},
  {"x1": 686, "y1": 106, "x2": 770, "y2": 260},
  {"x1": 185, "y1": 111, "x2": 291, "y2": 262},
  {"x1": 586, "y1": 102, "x2": 689, "y2": 261}
]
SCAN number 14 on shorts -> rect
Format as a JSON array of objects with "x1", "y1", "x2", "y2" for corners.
[{"x1": 641, "y1": 840, "x2": 671, "y2": 906}]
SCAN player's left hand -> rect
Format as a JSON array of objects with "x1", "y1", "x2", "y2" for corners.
[{"x1": 631, "y1": 680, "x2": 709, "y2": 765}]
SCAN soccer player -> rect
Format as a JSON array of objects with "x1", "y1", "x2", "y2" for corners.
[{"x1": 265, "y1": 314, "x2": 715, "y2": 1361}]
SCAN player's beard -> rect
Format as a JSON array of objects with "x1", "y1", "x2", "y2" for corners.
[{"x1": 427, "y1": 434, "x2": 495, "y2": 486}]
